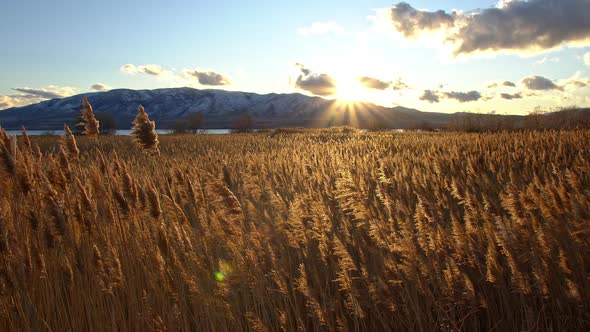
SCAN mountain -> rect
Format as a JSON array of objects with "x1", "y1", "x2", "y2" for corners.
[
  {"x1": 1, "y1": 87, "x2": 586, "y2": 131},
  {"x1": 0, "y1": 87, "x2": 439, "y2": 130}
]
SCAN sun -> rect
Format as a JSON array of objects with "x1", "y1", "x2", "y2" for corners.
[{"x1": 335, "y1": 77, "x2": 368, "y2": 103}]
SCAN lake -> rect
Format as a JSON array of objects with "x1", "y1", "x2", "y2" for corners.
[{"x1": 3, "y1": 129, "x2": 232, "y2": 136}]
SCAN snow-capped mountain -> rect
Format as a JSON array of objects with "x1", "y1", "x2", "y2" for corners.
[{"x1": 0, "y1": 87, "x2": 452, "y2": 130}]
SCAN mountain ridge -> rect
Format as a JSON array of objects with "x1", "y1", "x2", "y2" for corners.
[
  {"x1": 1, "y1": 87, "x2": 583, "y2": 131},
  {"x1": 0, "y1": 87, "x2": 438, "y2": 130}
]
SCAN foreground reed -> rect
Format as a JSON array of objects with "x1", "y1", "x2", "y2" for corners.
[{"x1": 0, "y1": 128, "x2": 589, "y2": 331}]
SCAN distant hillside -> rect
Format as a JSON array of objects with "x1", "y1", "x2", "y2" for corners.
[{"x1": 0, "y1": 87, "x2": 588, "y2": 130}]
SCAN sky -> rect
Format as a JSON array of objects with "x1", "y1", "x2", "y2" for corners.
[{"x1": 1, "y1": 0, "x2": 590, "y2": 115}]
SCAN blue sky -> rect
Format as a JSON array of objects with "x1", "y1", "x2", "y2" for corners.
[{"x1": 1, "y1": 0, "x2": 589, "y2": 114}]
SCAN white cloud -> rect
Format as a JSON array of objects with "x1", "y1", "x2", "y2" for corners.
[
  {"x1": 557, "y1": 71, "x2": 590, "y2": 89},
  {"x1": 120, "y1": 64, "x2": 173, "y2": 78},
  {"x1": 121, "y1": 63, "x2": 233, "y2": 87},
  {"x1": 534, "y1": 57, "x2": 560, "y2": 65},
  {"x1": 584, "y1": 52, "x2": 590, "y2": 66},
  {"x1": 90, "y1": 83, "x2": 111, "y2": 91},
  {"x1": 297, "y1": 21, "x2": 344, "y2": 36},
  {"x1": 0, "y1": 85, "x2": 77, "y2": 110}
]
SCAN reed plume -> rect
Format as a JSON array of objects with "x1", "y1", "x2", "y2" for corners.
[
  {"x1": 77, "y1": 96, "x2": 100, "y2": 139},
  {"x1": 20, "y1": 126, "x2": 31, "y2": 151},
  {"x1": 60, "y1": 124, "x2": 79, "y2": 163},
  {"x1": 131, "y1": 105, "x2": 160, "y2": 155}
]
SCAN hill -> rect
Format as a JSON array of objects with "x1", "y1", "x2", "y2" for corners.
[
  {"x1": 0, "y1": 88, "x2": 453, "y2": 130},
  {"x1": 0, "y1": 87, "x2": 588, "y2": 130}
]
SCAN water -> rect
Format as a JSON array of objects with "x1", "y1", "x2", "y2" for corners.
[{"x1": 4, "y1": 129, "x2": 232, "y2": 136}]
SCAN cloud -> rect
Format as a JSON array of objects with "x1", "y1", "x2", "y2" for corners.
[
  {"x1": 585, "y1": 52, "x2": 590, "y2": 66},
  {"x1": 186, "y1": 70, "x2": 231, "y2": 86},
  {"x1": 392, "y1": 79, "x2": 410, "y2": 90},
  {"x1": 0, "y1": 85, "x2": 77, "y2": 110},
  {"x1": 0, "y1": 94, "x2": 50, "y2": 110},
  {"x1": 521, "y1": 75, "x2": 562, "y2": 91},
  {"x1": 564, "y1": 80, "x2": 588, "y2": 88},
  {"x1": 487, "y1": 81, "x2": 516, "y2": 89},
  {"x1": 357, "y1": 76, "x2": 391, "y2": 90},
  {"x1": 0, "y1": 96, "x2": 13, "y2": 109},
  {"x1": 499, "y1": 92, "x2": 523, "y2": 100},
  {"x1": 12, "y1": 85, "x2": 77, "y2": 99},
  {"x1": 298, "y1": 21, "x2": 344, "y2": 36},
  {"x1": 121, "y1": 63, "x2": 232, "y2": 86},
  {"x1": 141, "y1": 65, "x2": 165, "y2": 76},
  {"x1": 0, "y1": 94, "x2": 51, "y2": 110},
  {"x1": 120, "y1": 64, "x2": 138, "y2": 74},
  {"x1": 120, "y1": 64, "x2": 172, "y2": 77},
  {"x1": 420, "y1": 89, "x2": 483, "y2": 103},
  {"x1": 443, "y1": 90, "x2": 482, "y2": 102},
  {"x1": 91, "y1": 83, "x2": 111, "y2": 91},
  {"x1": 389, "y1": 2, "x2": 455, "y2": 38},
  {"x1": 386, "y1": 0, "x2": 590, "y2": 55},
  {"x1": 293, "y1": 64, "x2": 337, "y2": 96},
  {"x1": 420, "y1": 90, "x2": 440, "y2": 103},
  {"x1": 534, "y1": 57, "x2": 560, "y2": 65},
  {"x1": 295, "y1": 63, "x2": 311, "y2": 76},
  {"x1": 558, "y1": 71, "x2": 590, "y2": 89},
  {"x1": 12, "y1": 88, "x2": 64, "y2": 99}
]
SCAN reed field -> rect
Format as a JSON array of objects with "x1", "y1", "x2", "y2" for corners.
[{"x1": 0, "y1": 119, "x2": 589, "y2": 331}]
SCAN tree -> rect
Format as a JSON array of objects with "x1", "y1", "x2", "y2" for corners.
[
  {"x1": 186, "y1": 112, "x2": 204, "y2": 133},
  {"x1": 173, "y1": 112, "x2": 204, "y2": 134},
  {"x1": 231, "y1": 114, "x2": 254, "y2": 133},
  {"x1": 524, "y1": 107, "x2": 545, "y2": 130},
  {"x1": 95, "y1": 112, "x2": 117, "y2": 135}
]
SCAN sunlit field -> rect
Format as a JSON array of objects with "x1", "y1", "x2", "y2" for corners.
[{"x1": 1, "y1": 128, "x2": 589, "y2": 331}]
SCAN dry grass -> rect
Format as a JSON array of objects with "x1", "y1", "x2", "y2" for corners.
[{"x1": 0, "y1": 128, "x2": 589, "y2": 331}]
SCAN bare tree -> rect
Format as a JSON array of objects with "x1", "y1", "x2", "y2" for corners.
[
  {"x1": 231, "y1": 114, "x2": 254, "y2": 133},
  {"x1": 173, "y1": 112, "x2": 205, "y2": 134},
  {"x1": 95, "y1": 112, "x2": 117, "y2": 135}
]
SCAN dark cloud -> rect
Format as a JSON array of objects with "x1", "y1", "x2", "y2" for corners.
[
  {"x1": 142, "y1": 65, "x2": 163, "y2": 76},
  {"x1": 390, "y1": 2, "x2": 455, "y2": 37},
  {"x1": 500, "y1": 92, "x2": 523, "y2": 100},
  {"x1": 455, "y1": 0, "x2": 590, "y2": 54},
  {"x1": 503, "y1": 81, "x2": 516, "y2": 87},
  {"x1": 12, "y1": 87, "x2": 66, "y2": 99},
  {"x1": 392, "y1": 79, "x2": 410, "y2": 90},
  {"x1": 295, "y1": 63, "x2": 311, "y2": 76},
  {"x1": 91, "y1": 83, "x2": 110, "y2": 91},
  {"x1": 187, "y1": 70, "x2": 231, "y2": 86},
  {"x1": 420, "y1": 89, "x2": 483, "y2": 103},
  {"x1": 358, "y1": 76, "x2": 391, "y2": 90},
  {"x1": 420, "y1": 90, "x2": 440, "y2": 103},
  {"x1": 293, "y1": 64, "x2": 337, "y2": 96},
  {"x1": 486, "y1": 81, "x2": 517, "y2": 90},
  {"x1": 521, "y1": 75, "x2": 562, "y2": 91},
  {"x1": 388, "y1": 0, "x2": 590, "y2": 55},
  {"x1": 443, "y1": 91, "x2": 482, "y2": 102}
]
